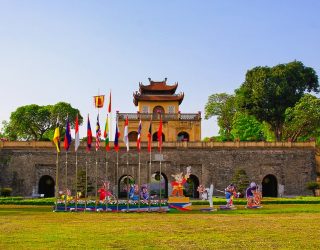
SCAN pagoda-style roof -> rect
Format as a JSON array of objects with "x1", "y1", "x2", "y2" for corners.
[
  {"x1": 133, "y1": 92, "x2": 184, "y2": 106},
  {"x1": 133, "y1": 78, "x2": 184, "y2": 106},
  {"x1": 138, "y1": 78, "x2": 178, "y2": 95}
]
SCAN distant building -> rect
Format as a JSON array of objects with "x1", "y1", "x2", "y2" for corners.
[{"x1": 117, "y1": 78, "x2": 201, "y2": 142}]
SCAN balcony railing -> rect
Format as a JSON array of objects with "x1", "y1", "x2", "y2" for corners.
[{"x1": 116, "y1": 112, "x2": 201, "y2": 121}]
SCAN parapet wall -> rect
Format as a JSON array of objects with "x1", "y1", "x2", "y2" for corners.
[{"x1": 0, "y1": 141, "x2": 317, "y2": 197}]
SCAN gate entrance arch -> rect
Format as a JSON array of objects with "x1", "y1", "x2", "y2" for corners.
[
  {"x1": 262, "y1": 174, "x2": 278, "y2": 197},
  {"x1": 38, "y1": 175, "x2": 55, "y2": 197}
]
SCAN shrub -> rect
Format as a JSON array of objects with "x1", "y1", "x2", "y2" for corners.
[
  {"x1": 1, "y1": 187, "x2": 13, "y2": 197},
  {"x1": 306, "y1": 182, "x2": 320, "y2": 196}
]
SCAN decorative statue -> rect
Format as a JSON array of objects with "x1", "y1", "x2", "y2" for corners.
[
  {"x1": 246, "y1": 182, "x2": 262, "y2": 208},
  {"x1": 98, "y1": 181, "x2": 113, "y2": 201},
  {"x1": 140, "y1": 184, "x2": 149, "y2": 201},
  {"x1": 129, "y1": 184, "x2": 139, "y2": 200},
  {"x1": 171, "y1": 166, "x2": 192, "y2": 197},
  {"x1": 224, "y1": 184, "x2": 239, "y2": 208},
  {"x1": 198, "y1": 184, "x2": 214, "y2": 208}
]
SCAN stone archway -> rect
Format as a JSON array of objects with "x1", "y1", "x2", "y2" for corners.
[
  {"x1": 150, "y1": 172, "x2": 168, "y2": 198},
  {"x1": 184, "y1": 174, "x2": 199, "y2": 198},
  {"x1": 152, "y1": 132, "x2": 165, "y2": 142},
  {"x1": 177, "y1": 131, "x2": 190, "y2": 142},
  {"x1": 262, "y1": 174, "x2": 278, "y2": 197},
  {"x1": 128, "y1": 131, "x2": 138, "y2": 142},
  {"x1": 118, "y1": 175, "x2": 134, "y2": 198},
  {"x1": 38, "y1": 175, "x2": 55, "y2": 197}
]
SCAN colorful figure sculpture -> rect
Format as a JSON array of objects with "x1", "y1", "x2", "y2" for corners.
[
  {"x1": 225, "y1": 184, "x2": 239, "y2": 208},
  {"x1": 171, "y1": 166, "x2": 191, "y2": 197},
  {"x1": 246, "y1": 182, "x2": 262, "y2": 208},
  {"x1": 129, "y1": 184, "x2": 139, "y2": 200},
  {"x1": 140, "y1": 184, "x2": 149, "y2": 201},
  {"x1": 198, "y1": 184, "x2": 214, "y2": 210},
  {"x1": 98, "y1": 181, "x2": 113, "y2": 201}
]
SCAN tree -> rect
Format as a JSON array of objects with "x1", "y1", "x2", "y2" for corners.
[
  {"x1": 236, "y1": 61, "x2": 319, "y2": 141},
  {"x1": 306, "y1": 181, "x2": 320, "y2": 197},
  {"x1": 231, "y1": 169, "x2": 249, "y2": 197},
  {"x1": 3, "y1": 102, "x2": 83, "y2": 141},
  {"x1": 283, "y1": 94, "x2": 320, "y2": 142},
  {"x1": 231, "y1": 112, "x2": 264, "y2": 141},
  {"x1": 205, "y1": 93, "x2": 236, "y2": 141}
]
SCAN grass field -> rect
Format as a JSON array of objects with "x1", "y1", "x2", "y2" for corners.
[{"x1": 1, "y1": 204, "x2": 320, "y2": 249}]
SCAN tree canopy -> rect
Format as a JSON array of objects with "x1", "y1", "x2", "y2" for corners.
[
  {"x1": 235, "y1": 61, "x2": 319, "y2": 141},
  {"x1": 205, "y1": 93, "x2": 236, "y2": 141},
  {"x1": 2, "y1": 102, "x2": 83, "y2": 141},
  {"x1": 282, "y1": 94, "x2": 320, "y2": 142}
]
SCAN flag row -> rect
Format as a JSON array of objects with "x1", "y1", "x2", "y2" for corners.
[{"x1": 53, "y1": 114, "x2": 163, "y2": 153}]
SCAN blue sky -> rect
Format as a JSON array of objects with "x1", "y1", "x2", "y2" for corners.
[{"x1": 0, "y1": 1, "x2": 319, "y2": 138}]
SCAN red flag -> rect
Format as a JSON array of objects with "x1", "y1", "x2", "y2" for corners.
[
  {"x1": 147, "y1": 121, "x2": 152, "y2": 153},
  {"x1": 157, "y1": 116, "x2": 163, "y2": 152},
  {"x1": 108, "y1": 91, "x2": 111, "y2": 113}
]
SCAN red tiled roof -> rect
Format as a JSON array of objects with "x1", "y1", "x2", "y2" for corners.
[
  {"x1": 139, "y1": 78, "x2": 178, "y2": 94},
  {"x1": 133, "y1": 92, "x2": 184, "y2": 106}
]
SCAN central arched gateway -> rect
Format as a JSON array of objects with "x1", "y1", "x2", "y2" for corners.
[
  {"x1": 150, "y1": 172, "x2": 168, "y2": 198},
  {"x1": 38, "y1": 175, "x2": 55, "y2": 197},
  {"x1": 262, "y1": 174, "x2": 278, "y2": 197},
  {"x1": 184, "y1": 174, "x2": 199, "y2": 198}
]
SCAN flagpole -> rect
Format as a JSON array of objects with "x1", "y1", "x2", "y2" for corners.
[
  {"x1": 105, "y1": 152, "x2": 108, "y2": 211},
  {"x1": 159, "y1": 114, "x2": 162, "y2": 212},
  {"x1": 65, "y1": 151, "x2": 68, "y2": 211},
  {"x1": 55, "y1": 151, "x2": 59, "y2": 211},
  {"x1": 116, "y1": 151, "x2": 119, "y2": 212},
  {"x1": 85, "y1": 152, "x2": 88, "y2": 211},
  {"x1": 138, "y1": 151, "x2": 141, "y2": 211},
  {"x1": 75, "y1": 151, "x2": 78, "y2": 211},
  {"x1": 126, "y1": 153, "x2": 129, "y2": 212},
  {"x1": 95, "y1": 150, "x2": 98, "y2": 211},
  {"x1": 148, "y1": 150, "x2": 151, "y2": 212}
]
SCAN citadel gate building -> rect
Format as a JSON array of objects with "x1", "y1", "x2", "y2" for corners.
[{"x1": 0, "y1": 79, "x2": 318, "y2": 198}]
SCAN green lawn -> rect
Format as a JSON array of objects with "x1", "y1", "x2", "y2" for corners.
[{"x1": 1, "y1": 204, "x2": 320, "y2": 249}]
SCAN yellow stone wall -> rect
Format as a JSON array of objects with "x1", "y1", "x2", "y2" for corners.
[
  {"x1": 118, "y1": 119, "x2": 201, "y2": 142},
  {"x1": 137, "y1": 101, "x2": 180, "y2": 113}
]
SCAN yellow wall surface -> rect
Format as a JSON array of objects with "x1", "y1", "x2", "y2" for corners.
[
  {"x1": 137, "y1": 101, "x2": 180, "y2": 113},
  {"x1": 118, "y1": 119, "x2": 201, "y2": 142}
]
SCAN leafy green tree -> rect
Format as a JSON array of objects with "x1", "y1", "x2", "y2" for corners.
[
  {"x1": 231, "y1": 169, "x2": 249, "y2": 196},
  {"x1": 231, "y1": 112, "x2": 264, "y2": 141},
  {"x1": 283, "y1": 94, "x2": 320, "y2": 142},
  {"x1": 236, "y1": 61, "x2": 319, "y2": 141},
  {"x1": 306, "y1": 181, "x2": 320, "y2": 197},
  {"x1": 205, "y1": 93, "x2": 236, "y2": 141},
  {"x1": 3, "y1": 102, "x2": 83, "y2": 141}
]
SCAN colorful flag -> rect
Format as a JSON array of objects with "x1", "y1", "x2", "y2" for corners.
[
  {"x1": 147, "y1": 121, "x2": 152, "y2": 153},
  {"x1": 108, "y1": 91, "x2": 111, "y2": 113},
  {"x1": 87, "y1": 114, "x2": 92, "y2": 151},
  {"x1": 104, "y1": 114, "x2": 110, "y2": 151},
  {"x1": 94, "y1": 95, "x2": 105, "y2": 108},
  {"x1": 64, "y1": 116, "x2": 71, "y2": 151},
  {"x1": 53, "y1": 118, "x2": 60, "y2": 153},
  {"x1": 75, "y1": 114, "x2": 80, "y2": 152},
  {"x1": 96, "y1": 114, "x2": 101, "y2": 151},
  {"x1": 137, "y1": 119, "x2": 142, "y2": 152},
  {"x1": 114, "y1": 120, "x2": 119, "y2": 152},
  {"x1": 123, "y1": 116, "x2": 129, "y2": 152},
  {"x1": 157, "y1": 116, "x2": 163, "y2": 152}
]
